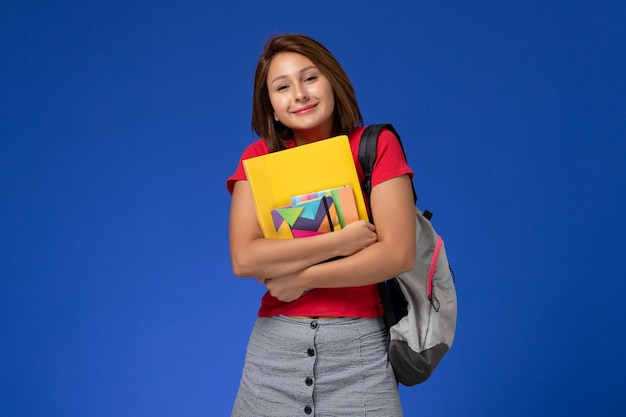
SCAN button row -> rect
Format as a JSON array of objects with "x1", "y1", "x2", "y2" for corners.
[{"x1": 304, "y1": 320, "x2": 316, "y2": 415}]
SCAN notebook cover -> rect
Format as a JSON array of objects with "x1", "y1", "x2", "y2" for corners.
[{"x1": 271, "y1": 196, "x2": 340, "y2": 238}]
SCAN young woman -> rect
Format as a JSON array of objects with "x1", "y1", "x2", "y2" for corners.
[{"x1": 226, "y1": 34, "x2": 416, "y2": 416}]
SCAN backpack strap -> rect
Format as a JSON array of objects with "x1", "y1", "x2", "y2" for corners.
[
  {"x1": 358, "y1": 124, "x2": 417, "y2": 328},
  {"x1": 358, "y1": 124, "x2": 383, "y2": 211}
]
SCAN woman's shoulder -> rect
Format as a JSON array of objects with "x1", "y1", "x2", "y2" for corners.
[
  {"x1": 348, "y1": 126, "x2": 366, "y2": 141},
  {"x1": 348, "y1": 125, "x2": 399, "y2": 140},
  {"x1": 238, "y1": 137, "x2": 298, "y2": 159},
  {"x1": 347, "y1": 125, "x2": 401, "y2": 151},
  {"x1": 239, "y1": 138, "x2": 270, "y2": 160}
]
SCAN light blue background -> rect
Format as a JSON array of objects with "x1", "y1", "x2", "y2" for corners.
[{"x1": 2, "y1": 1, "x2": 625, "y2": 416}]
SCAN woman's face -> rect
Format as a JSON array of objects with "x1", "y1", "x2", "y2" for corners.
[{"x1": 266, "y1": 52, "x2": 335, "y2": 143}]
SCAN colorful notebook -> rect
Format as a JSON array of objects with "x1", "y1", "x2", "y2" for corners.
[
  {"x1": 271, "y1": 196, "x2": 340, "y2": 238},
  {"x1": 290, "y1": 186, "x2": 359, "y2": 229},
  {"x1": 243, "y1": 135, "x2": 368, "y2": 239}
]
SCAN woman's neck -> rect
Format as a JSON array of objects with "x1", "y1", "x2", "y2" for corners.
[{"x1": 293, "y1": 126, "x2": 334, "y2": 146}]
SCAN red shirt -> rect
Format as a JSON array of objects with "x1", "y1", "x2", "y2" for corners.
[{"x1": 227, "y1": 126, "x2": 414, "y2": 318}]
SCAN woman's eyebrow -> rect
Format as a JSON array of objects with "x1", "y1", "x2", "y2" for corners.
[
  {"x1": 299, "y1": 65, "x2": 318, "y2": 73},
  {"x1": 269, "y1": 74, "x2": 287, "y2": 85}
]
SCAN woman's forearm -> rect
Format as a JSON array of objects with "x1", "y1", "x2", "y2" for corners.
[
  {"x1": 302, "y1": 236, "x2": 415, "y2": 289},
  {"x1": 231, "y1": 212, "x2": 378, "y2": 280},
  {"x1": 231, "y1": 231, "x2": 344, "y2": 279},
  {"x1": 261, "y1": 234, "x2": 415, "y2": 303}
]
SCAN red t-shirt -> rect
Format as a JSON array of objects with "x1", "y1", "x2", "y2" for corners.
[{"x1": 226, "y1": 126, "x2": 414, "y2": 318}]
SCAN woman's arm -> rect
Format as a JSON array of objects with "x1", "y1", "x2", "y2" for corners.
[
  {"x1": 228, "y1": 179, "x2": 378, "y2": 279},
  {"x1": 263, "y1": 174, "x2": 416, "y2": 301}
]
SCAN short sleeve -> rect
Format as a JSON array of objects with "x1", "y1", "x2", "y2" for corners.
[
  {"x1": 226, "y1": 139, "x2": 270, "y2": 194},
  {"x1": 370, "y1": 128, "x2": 414, "y2": 189}
]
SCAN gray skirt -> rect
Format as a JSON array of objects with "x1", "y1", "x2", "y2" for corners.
[{"x1": 231, "y1": 316, "x2": 402, "y2": 417}]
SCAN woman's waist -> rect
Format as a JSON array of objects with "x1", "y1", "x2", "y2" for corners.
[
  {"x1": 287, "y1": 315, "x2": 340, "y2": 320},
  {"x1": 258, "y1": 286, "x2": 383, "y2": 318}
]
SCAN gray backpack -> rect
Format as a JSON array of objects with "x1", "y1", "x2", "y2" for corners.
[{"x1": 358, "y1": 124, "x2": 458, "y2": 386}]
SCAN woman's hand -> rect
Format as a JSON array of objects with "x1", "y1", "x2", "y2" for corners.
[
  {"x1": 260, "y1": 273, "x2": 309, "y2": 303},
  {"x1": 336, "y1": 220, "x2": 378, "y2": 257}
]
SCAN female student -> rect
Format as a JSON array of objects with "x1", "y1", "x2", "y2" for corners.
[{"x1": 226, "y1": 33, "x2": 416, "y2": 416}]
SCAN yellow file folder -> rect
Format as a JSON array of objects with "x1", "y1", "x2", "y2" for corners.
[{"x1": 243, "y1": 135, "x2": 368, "y2": 238}]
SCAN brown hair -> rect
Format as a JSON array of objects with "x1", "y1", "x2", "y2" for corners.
[{"x1": 251, "y1": 34, "x2": 363, "y2": 152}]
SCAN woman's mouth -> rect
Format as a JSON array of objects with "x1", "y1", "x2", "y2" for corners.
[{"x1": 293, "y1": 104, "x2": 317, "y2": 115}]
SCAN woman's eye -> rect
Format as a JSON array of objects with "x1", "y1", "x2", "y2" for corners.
[
  {"x1": 276, "y1": 85, "x2": 289, "y2": 92},
  {"x1": 304, "y1": 76, "x2": 317, "y2": 83}
]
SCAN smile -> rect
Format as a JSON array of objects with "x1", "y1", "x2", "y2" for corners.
[{"x1": 292, "y1": 104, "x2": 317, "y2": 114}]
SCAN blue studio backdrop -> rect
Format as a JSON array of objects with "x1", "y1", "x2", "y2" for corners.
[{"x1": 2, "y1": 1, "x2": 625, "y2": 416}]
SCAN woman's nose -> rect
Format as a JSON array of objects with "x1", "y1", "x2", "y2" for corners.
[{"x1": 294, "y1": 85, "x2": 309, "y2": 101}]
